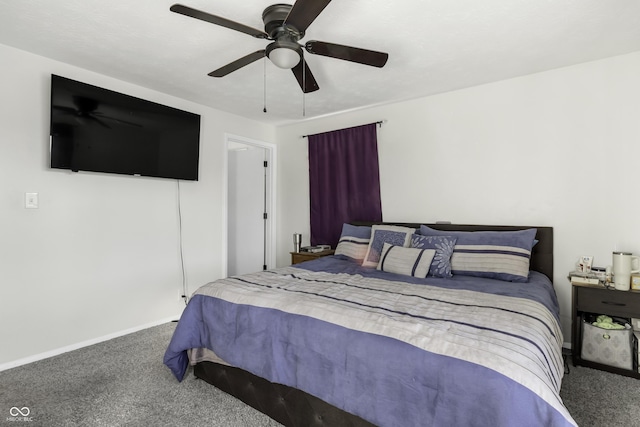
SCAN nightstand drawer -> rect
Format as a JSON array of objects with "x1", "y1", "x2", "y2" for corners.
[{"x1": 577, "y1": 286, "x2": 640, "y2": 318}]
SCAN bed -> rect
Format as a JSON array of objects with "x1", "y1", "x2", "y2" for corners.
[{"x1": 164, "y1": 223, "x2": 576, "y2": 427}]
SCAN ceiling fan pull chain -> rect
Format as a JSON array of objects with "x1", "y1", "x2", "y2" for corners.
[
  {"x1": 302, "y1": 52, "x2": 306, "y2": 117},
  {"x1": 263, "y1": 56, "x2": 267, "y2": 113}
]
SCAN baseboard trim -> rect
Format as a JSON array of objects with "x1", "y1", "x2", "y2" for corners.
[{"x1": 0, "y1": 315, "x2": 180, "y2": 372}]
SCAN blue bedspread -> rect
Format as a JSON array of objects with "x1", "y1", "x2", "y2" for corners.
[{"x1": 164, "y1": 256, "x2": 576, "y2": 427}]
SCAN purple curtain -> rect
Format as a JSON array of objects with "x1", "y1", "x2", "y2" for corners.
[{"x1": 308, "y1": 123, "x2": 383, "y2": 247}]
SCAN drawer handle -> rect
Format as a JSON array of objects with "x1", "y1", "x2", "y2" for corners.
[{"x1": 601, "y1": 301, "x2": 626, "y2": 307}]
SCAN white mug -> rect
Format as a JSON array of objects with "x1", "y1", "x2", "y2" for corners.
[{"x1": 612, "y1": 251, "x2": 640, "y2": 291}]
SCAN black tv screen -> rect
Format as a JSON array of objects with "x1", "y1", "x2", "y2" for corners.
[{"x1": 49, "y1": 74, "x2": 200, "y2": 180}]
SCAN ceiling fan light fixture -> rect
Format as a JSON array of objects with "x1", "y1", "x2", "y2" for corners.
[
  {"x1": 269, "y1": 47, "x2": 300, "y2": 69},
  {"x1": 266, "y1": 41, "x2": 301, "y2": 69}
]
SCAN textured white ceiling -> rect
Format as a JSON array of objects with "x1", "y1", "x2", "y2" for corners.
[{"x1": 1, "y1": 0, "x2": 640, "y2": 125}]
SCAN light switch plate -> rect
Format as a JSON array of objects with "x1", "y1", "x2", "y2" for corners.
[{"x1": 25, "y1": 192, "x2": 38, "y2": 209}]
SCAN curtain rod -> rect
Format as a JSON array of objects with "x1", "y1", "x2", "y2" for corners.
[{"x1": 301, "y1": 120, "x2": 387, "y2": 138}]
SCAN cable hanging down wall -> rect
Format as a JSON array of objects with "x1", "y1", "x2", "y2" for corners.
[{"x1": 176, "y1": 180, "x2": 188, "y2": 306}]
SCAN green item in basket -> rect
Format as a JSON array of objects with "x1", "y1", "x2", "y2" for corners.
[{"x1": 592, "y1": 315, "x2": 626, "y2": 330}]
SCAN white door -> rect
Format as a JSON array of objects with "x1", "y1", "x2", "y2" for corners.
[{"x1": 227, "y1": 143, "x2": 268, "y2": 276}]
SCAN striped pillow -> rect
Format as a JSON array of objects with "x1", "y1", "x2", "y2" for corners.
[
  {"x1": 418, "y1": 225, "x2": 537, "y2": 282},
  {"x1": 334, "y1": 223, "x2": 372, "y2": 264},
  {"x1": 377, "y1": 243, "x2": 436, "y2": 278}
]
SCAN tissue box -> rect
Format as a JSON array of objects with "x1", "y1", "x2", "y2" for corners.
[{"x1": 581, "y1": 321, "x2": 633, "y2": 370}]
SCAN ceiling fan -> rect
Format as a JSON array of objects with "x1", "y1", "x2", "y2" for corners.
[
  {"x1": 170, "y1": 1, "x2": 389, "y2": 93},
  {"x1": 53, "y1": 96, "x2": 140, "y2": 128}
]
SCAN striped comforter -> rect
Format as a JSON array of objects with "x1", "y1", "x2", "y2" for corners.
[{"x1": 164, "y1": 257, "x2": 576, "y2": 427}]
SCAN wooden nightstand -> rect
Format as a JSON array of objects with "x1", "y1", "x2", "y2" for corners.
[
  {"x1": 290, "y1": 250, "x2": 335, "y2": 265},
  {"x1": 571, "y1": 282, "x2": 640, "y2": 379}
]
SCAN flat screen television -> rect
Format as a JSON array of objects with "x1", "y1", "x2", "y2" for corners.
[{"x1": 49, "y1": 74, "x2": 201, "y2": 181}]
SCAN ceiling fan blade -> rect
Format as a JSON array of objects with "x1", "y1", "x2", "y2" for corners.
[
  {"x1": 208, "y1": 50, "x2": 266, "y2": 77},
  {"x1": 93, "y1": 112, "x2": 142, "y2": 128},
  {"x1": 170, "y1": 4, "x2": 268, "y2": 39},
  {"x1": 52, "y1": 105, "x2": 78, "y2": 115},
  {"x1": 291, "y1": 58, "x2": 319, "y2": 93},
  {"x1": 85, "y1": 116, "x2": 111, "y2": 129},
  {"x1": 284, "y1": 0, "x2": 332, "y2": 33},
  {"x1": 305, "y1": 40, "x2": 388, "y2": 68}
]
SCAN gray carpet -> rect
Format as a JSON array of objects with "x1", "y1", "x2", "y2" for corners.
[
  {"x1": 1, "y1": 322, "x2": 638, "y2": 427},
  {"x1": 0, "y1": 323, "x2": 280, "y2": 427},
  {"x1": 560, "y1": 357, "x2": 640, "y2": 427}
]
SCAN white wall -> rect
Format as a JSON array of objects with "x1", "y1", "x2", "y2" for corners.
[
  {"x1": 274, "y1": 50, "x2": 640, "y2": 344},
  {"x1": 0, "y1": 44, "x2": 274, "y2": 366}
]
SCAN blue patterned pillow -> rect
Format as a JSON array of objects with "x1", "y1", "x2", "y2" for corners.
[
  {"x1": 410, "y1": 234, "x2": 457, "y2": 278},
  {"x1": 334, "y1": 223, "x2": 372, "y2": 264},
  {"x1": 377, "y1": 243, "x2": 435, "y2": 278},
  {"x1": 418, "y1": 225, "x2": 537, "y2": 282},
  {"x1": 362, "y1": 225, "x2": 415, "y2": 268}
]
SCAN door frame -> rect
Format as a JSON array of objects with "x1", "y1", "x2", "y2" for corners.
[{"x1": 223, "y1": 133, "x2": 277, "y2": 277}]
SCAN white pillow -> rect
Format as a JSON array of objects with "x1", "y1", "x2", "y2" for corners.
[
  {"x1": 362, "y1": 224, "x2": 416, "y2": 268},
  {"x1": 377, "y1": 243, "x2": 436, "y2": 278}
]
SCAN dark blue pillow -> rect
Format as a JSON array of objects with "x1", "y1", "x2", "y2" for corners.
[{"x1": 410, "y1": 234, "x2": 457, "y2": 278}]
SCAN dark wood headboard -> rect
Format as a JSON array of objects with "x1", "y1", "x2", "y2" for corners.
[{"x1": 352, "y1": 222, "x2": 554, "y2": 281}]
